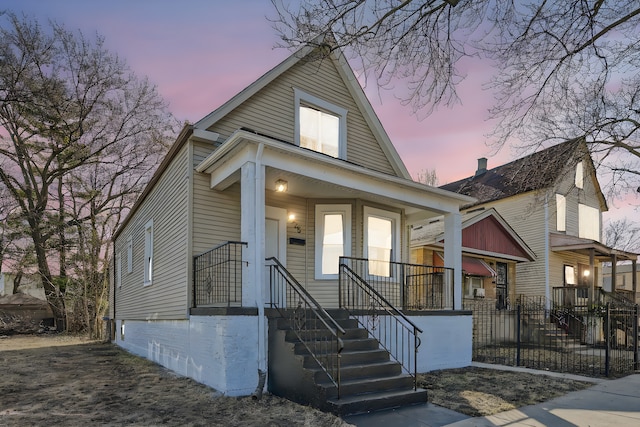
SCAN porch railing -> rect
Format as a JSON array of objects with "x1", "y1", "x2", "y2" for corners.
[
  {"x1": 552, "y1": 286, "x2": 636, "y2": 310},
  {"x1": 266, "y1": 257, "x2": 346, "y2": 398},
  {"x1": 339, "y1": 257, "x2": 423, "y2": 390},
  {"x1": 193, "y1": 241, "x2": 246, "y2": 307}
]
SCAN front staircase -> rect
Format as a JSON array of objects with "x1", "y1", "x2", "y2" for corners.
[{"x1": 268, "y1": 309, "x2": 428, "y2": 416}]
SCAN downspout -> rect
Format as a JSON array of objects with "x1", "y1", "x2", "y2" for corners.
[
  {"x1": 544, "y1": 194, "x2": 550, "y2": 310},
  {"x1": 253, "y1": 142, "x2": 267, "y2": 399}
]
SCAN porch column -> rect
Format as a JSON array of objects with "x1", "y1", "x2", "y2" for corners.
[
  {"x1": 589, "y1": 248, "x2": 595, "y2": 307},
  {"x1": 241, "y1": 161, "x2": 260, "y2": 307},
  {"x1": 610, "y1": 254, "x2": 617, "y2": 293},
  {"x1": 444, "y1": 212, "x2": 462, "y2": 310},
  {"x1": 632, "y1": 259, "x2": 637, "y2": 304}
]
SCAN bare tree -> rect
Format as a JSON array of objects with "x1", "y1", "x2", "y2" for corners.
[
  {"x1": 272, "y1": 1, "x2": 640, "y2": 197},
  {"x1": 415, "y1": 168, "x2": 439, "y2": 186},
  {"x1": 605, "y1": 218, "x2": 640, "y2": 254},
  {"x1": 0, "y1": 12, "x2": 176, "y2": 325}
]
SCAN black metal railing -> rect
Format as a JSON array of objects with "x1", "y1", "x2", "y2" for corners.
[
  {"x1": 471, "y1": 294, "x2": 639, "y2": 377},
  {"x1": 266, "y1": 257, "x2": 346, "y2": 397},
  {"x1": 193, "y1": 241, "x2": 246, "y2": 307},
  {"x1": 339, "y1": 257, "x2": 423, "y2": 390},
  {"x1": 336, "y1": 256, "x2": 454, "y2": 310}
]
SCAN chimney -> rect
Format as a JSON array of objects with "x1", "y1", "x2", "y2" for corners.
[{"x1": 475, "y1": 157, "x2": 487, "y2": 176}]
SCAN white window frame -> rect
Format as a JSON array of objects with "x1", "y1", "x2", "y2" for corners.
[
  {"x1": 575, "y1": 161, "x2": 584, "y2": 189},
  {"x1": 126, "y1": 235, "x2": 133, "y2": 274},
  {"x1": 363, "y1": 206, "x2": 401, "y2": 277},
  {"x1": 578, "y1": 203, "x2": 600, "y2": 241},
  {"x1": 143, "y1": 219, "x2": 154, "y2": 286},
  {"x1": 294, "y1": 88, "x2": 347, "y2": 159},
  {"x1": 315, "y1": 204, "x2": 352, "y2": 280},
  {"x1": 464, "y1": 276, "x2": 484, "y2": 298},
  {"x1": 115, "y1": 252, "x2": 122, "y2": 288},
  {"x1": 556, "y1": 194, "x2": 566, "y2": 232}
]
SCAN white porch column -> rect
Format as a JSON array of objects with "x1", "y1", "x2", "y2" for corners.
[
  {"x1": 444, "y1": 212, "x2": 462, "y2": 310},
  {"x1": 241, "y1": 162, "x2": 258, "y2": 307}
]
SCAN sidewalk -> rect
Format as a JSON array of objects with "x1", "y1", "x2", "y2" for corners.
[{"x1": 343, "y1": 371, "x2": 640, "y2": 427}]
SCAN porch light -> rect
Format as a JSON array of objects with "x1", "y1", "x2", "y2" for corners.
[
  {"x1": 275, "y1": 179, "x2": 288, "y2": 192},
  {"x1": 583, "y1": 270, "x2": 590, "y2": 277}
]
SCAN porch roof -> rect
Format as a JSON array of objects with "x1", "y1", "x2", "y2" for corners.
[
  {"x1": 549, "y1": 233, "x2": 638, "y2": 262},
  {"x1": 195, "y1": 129, "x2": 475, "y2": 219}
]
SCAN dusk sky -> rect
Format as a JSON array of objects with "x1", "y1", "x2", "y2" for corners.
[{"x1": 2, "y1": 0, "x2": 636, "y2": 224}]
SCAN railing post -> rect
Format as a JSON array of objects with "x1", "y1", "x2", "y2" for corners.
[
  {"x1": 192, "y1": 255, "x2": 197, "y2": 308},
  {"x1": 605, "y1": 302, "x2": 611, "y2": 377},
  {"x1": 634, "y1": 304, "x2": 639, "y2": 371},
  {"x1": 516, "y1": 303, "x2": 521, "y2": 366}
]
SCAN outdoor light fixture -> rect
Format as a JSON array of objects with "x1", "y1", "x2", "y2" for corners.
[
  {"x1": 583, "y1": 270, "x2": 590, "y2": 277},
  {"x1": 275, "y1": 179, "x2": 288, "y2": 192},
  {"x1": 288, "y1": 213, "x2": 301, "y2": 233}
]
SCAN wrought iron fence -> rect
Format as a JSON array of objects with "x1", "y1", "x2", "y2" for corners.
[
  {"x1": 193, "y1": 241, "x2": 246, "y2": 307},
  {"x1": 266, "y1": 257, "x2": 345, "y2": 397},
  {"x1": 470, "y1": 295, "x2": 639, "y2": 377},
  {"x1": 339, "y1": 257, "x2": 423, "y2": 390}
]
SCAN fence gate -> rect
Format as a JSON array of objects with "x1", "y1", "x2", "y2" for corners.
[{"x1": 470, "y1": 296, "x2": 639, "y2": 377}]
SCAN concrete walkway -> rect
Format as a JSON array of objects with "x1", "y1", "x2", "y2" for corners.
[{"x1": 343, "y1": 369, "x2": 640, "y2": 427}]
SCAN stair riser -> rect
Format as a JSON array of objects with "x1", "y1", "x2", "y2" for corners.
[
  {"x1": 294, "y1": 338, "x2": 379, "y2": 354},
  {"x1": 285, "y1": 328, "x2": 368, "y2": 342},
  {"x1": 277, "y1": 317, "x2": 359, "y2": 330},
  {"x1": 321, "y1": 376, "x2": 415, "y2": 398},
  {"x1": 301, "y1": 350, "x2": 389, "y2": 368},
  {"x1": 314, "y1": 362, "x2": 401, "y2": 382},
  {"x1": 327, "y1": 390, "x2": 428, "y2": 416}
]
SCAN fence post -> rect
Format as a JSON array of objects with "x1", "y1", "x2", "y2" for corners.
[
  {"x1": 516, "y1": 304, "x2": 521, "y2": 367},
  {"x1": 605, "y1": 303, "x2": 610, "y2": 377},
  {"x1": 634, "y1": 304, "x2": 639, "y2": 371},
  {"x1": 192, "y1": 255, "x2": 197, "y2": 308}
]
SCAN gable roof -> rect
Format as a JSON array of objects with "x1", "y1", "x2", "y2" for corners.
[
  {"x1": 194, "y1": 38, "x2": 411, "y2": 179},
  {"x1": 411, "y1": 207, "x2": 536, "y2": 262},
  {"x1": 440, "y1": 138, "x2": 606, "y2": 209}
]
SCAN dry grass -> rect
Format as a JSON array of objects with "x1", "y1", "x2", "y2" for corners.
[{"x1": 419, "y1": 366, "x2": 594, "y2": 417}]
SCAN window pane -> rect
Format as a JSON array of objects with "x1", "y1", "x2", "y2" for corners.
[
  {"x1": 556, "y1": 194, "x2": 566, "y2": 232},
  {"x1": 300, "y1": 105, "x2": 339, "y2": 157},
  {"x1": 578, "y1": 204, "x2": 599, "y2": 240},
  {"x1": 322, "y1": 214, "x2": 343, "y2": 275},
  {"x1": 368, "y1": 216, "x2": 392, "y2": 276},
  {"x1": 575, "y1": 161, "x2": 584, "y2": 189}
]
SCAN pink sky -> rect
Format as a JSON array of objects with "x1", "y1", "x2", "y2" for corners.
[{"x1": 3, "y1": 0, "x2": 636, "y2": 224}]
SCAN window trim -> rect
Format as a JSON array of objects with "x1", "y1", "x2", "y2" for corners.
[
  {"x1": 556, "y1": 194, "x2": 566, "y2": 232},
  {"x1": 294, "y1": 88, "x2": 347, "y2": 159},
  {"x1": 363, "y1": 206, "x2": 401, "y2": 277},
  {"x1": 143, "y1": 219, "x2": 154, "y2": 287},
  {"x1": 315, "y1": 204, "x2": 352, "y2": 280},
  {"x1": 126, "y1": 235, "x2": 133, "y2": 274}
]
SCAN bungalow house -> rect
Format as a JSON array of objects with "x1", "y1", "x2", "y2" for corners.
[
  {"x1": 411, "y1": 208, "x2": 536, "y2": 309},
  {"x1": 440, "y1": 139, "x2": 638, "y2": 308},
  {"x1": 109, "y1": 40, "x2": 475, "y2": 414}
]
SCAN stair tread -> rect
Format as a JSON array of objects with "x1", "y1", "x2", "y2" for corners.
[
  {"x1": 327, "y1": 388, "x2": 427, "y2": 405},
  {"x1": 317, "y1": 373, "x2": 413, "y2": 388}
]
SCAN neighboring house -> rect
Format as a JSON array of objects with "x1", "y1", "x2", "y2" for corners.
[
  {"x1": 440, "y1": 139, "x2": 638, "y2": 306},
  {"x1": 602, "y1": 264, "x2": 639, "y2": 305},
  {"x1": 0, "y1": 267, "x2": 46, "y2": 301},
  {"x1": 411, "y1": 208, "x2": 536, "y2": 309},
  {"x1": 109, "y1": 40, "x2": 475, "y2": 413}
]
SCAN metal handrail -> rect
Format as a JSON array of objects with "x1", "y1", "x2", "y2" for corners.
[
  {"x1": 266, "y1": 257, "x2": 345, "y2": 397},
  {"x1": 339, "y1": 260, "x2": 422, "y2": 390},
  {"x1": 193, "y1": 241, "x2": 247, "y2": 307}
]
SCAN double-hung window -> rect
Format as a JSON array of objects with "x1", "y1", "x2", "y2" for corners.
[
  {"x1": 315, "y1": 204, "x2": 351, "y2": 279},
  {"x1": 143, "y1": 220, "x2": 154, "y2": 286},
  {"x1": 364, "y1": 207, "x2": 400, "y2": 277},
  {"x1": 295, "y1": 89, "x2": 347, "y2": 159}
]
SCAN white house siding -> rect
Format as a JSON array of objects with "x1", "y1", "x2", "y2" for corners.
[
  {"x1": 206, "y1": 55, "x2": 397, "y2": 176},
  {"x1": 485, "y1": 193, "x2": 548, "y2": 297},
  {"x1": 116, "y1": 144, "x2": 190, "y2": 320},
  {"x1": 115, "y1": 317, "x2": 259, "y2": 396}
]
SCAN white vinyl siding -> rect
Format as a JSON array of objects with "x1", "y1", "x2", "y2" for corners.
[
  {"x1": 315, "y1": 204, "x2": 352, "y2": 280},
  {"x1": 115, "y1": 144, "x2": 190, "y2": 320},
  {"x1": 115, "y1": 252, "x2": 122, "y2": 288},
  {"x1": 207, "y1": 52, "x2": 397, "y2": 175}
]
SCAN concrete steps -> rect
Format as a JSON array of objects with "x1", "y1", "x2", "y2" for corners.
[{"x1": 268, "y1": 309, "x2": 427, "y2": 416}]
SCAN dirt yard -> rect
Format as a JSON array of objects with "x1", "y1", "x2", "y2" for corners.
[{"x1": 0, "y1": 334, "x2": 595, "y2": 425}]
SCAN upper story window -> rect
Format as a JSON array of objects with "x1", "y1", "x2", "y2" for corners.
[
  {"x1": 575, "y1": 161, "x2": 584, "y2": 189},
  {"x1": 556, "y1": 194, "x2": 566, "y2": 232},
  {"x1": 315, "y1": 204, "x2": 352, "y2": 279},
  {"x1": 578, "y1": 203, "x2": 600, "y2": 241},
  {"x1": 295, "y1": 89, "x2": 347, "y2": 159},
  {"x1": 143, "y1": 219, "x2": 154, "y2": 286}
]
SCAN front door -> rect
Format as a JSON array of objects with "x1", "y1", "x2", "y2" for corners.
[
  {"x1": 265, "y1": 206, "x2": 287, "y2": 306},
  {"x1": 496, "y1": 262, "x2": 508, "y2": 309}
]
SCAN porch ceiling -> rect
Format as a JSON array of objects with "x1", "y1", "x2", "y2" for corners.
[
  {"x1": 195, "y1": 129, "x2": 476, "y2": 220},
  {"x1": 550, "y1": 232, "x2": 638, "y2": 262}
]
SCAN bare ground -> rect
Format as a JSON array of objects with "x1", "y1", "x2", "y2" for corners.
[{"x1": 0, "y1": 335, "x2": 596, "y2": 425}]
